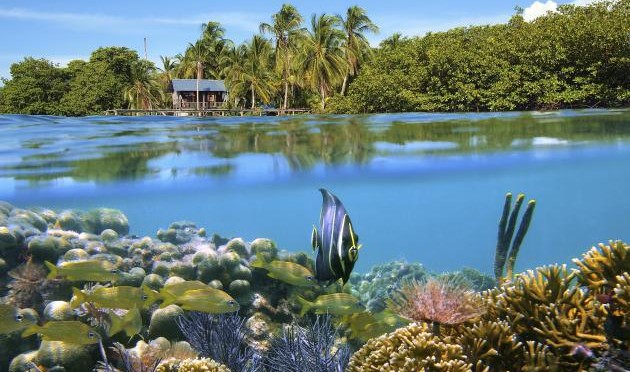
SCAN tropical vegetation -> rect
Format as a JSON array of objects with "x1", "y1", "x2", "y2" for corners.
[{"x1": 0, "y1": 1, "x2": 627, "y2": 116}]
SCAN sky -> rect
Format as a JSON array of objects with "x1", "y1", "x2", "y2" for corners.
[{"x1": 0, "y1": 0, "x2": 594, "y2": 83}]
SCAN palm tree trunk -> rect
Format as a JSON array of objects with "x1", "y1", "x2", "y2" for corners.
[
  {"x1": 251, "y1": 85, "x2": 256, "y2": 110},
  {"x1": 196, "y1": 61, "x2": 202, "y2": 111},
  {"x1": 341, "y1": 73, "x2": 349, "y2": 96},
  {"x1": 320, "y1": 84, "x2": 326, "y2": 111}
]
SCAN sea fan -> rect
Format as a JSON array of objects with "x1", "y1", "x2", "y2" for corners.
[
  {"x1": 263, "y1": 315, "x2": 350, "y2": 372},
  {"x1": 388, "y1": 277, "x2": 486, "y2": 335},
  {"x1": 176, "y1": 312, "x2": 261, "y2": 372}
]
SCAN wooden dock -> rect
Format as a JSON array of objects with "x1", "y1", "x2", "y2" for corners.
[{"x1": 104, "y1": 108, "x2": 311, "y2": 116}]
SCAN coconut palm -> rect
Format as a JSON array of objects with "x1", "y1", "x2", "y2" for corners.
[
  {"x1": 180, "y1": 41, "x2": 208, "y2": 109},
  {"x1": 158, "y1": 55, "x2": 177, "y2": 87},
  {"x1": 224, "y1": 36, "x2": 276, "y2": 109},
  {"x1": 124, "y1": 60, "x2": 163, "y2": 110},
  {"x1": 260, "y1": 4, "x2": 306, "y2": 111},
  {"x1": 336, "y1": 6, "x2": 379, "y2": 95},
  {"x1": 301, "y1": 14, "x2": 345, "y2": 111},
  {"x1": 220, "y1": 45, "x2": 248, "y2": 108}
]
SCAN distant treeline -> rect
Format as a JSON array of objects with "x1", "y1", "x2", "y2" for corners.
[
  {"x1": 329, "y1": 0, "x2": 630, "y2": 113},
  {"x1": 0, "y1": 1, "x2": 627, "y2": 116}
]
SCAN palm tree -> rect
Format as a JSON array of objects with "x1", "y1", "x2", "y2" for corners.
[
  {"x1": 125, "y1": 60, "x2": 163, "y2": 110},
  {"x1": 158, "y1": 55, "x2": 177, "y2": 87},
  {"x1": 180, "y1": 41, "x2": 208, "y2": 109},
  {"x1": 336, "y1": 6, "x2": 379, "y2": 95},
  {"x1": 223, "y1": 36, "x2": 276, "y2": 109},
  {"x1": 260, "y1": 4, "x2": 306, "y2": 111},
  {"x1": 301, "y1": 14, "x2": 345, "y2": 111},
  {"x1": 220, "y1": 45, "x2": 248, "y2": 108}
]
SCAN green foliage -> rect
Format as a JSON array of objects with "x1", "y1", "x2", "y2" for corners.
[
  {"x1": 330, "y1": 0, "x2": 630, "y2": 113},
  {"x1": 0, "y1": 58, "x2": 69, "y2": 115}
]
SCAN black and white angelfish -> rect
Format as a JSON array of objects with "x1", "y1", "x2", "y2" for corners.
[{"x1": 311, "y1": 188, "x2": 361, "y2": 285}]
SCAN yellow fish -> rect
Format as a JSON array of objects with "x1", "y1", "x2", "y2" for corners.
[
  {"x1": 161, "y1": 288, "x2": 240, "y2": 314},
  {"x1": 108, "y1": 308, "x2": 142, "y2": 337},
  {"x1": 0, "y1": 304, "x2": 38, "y2": 334},
  {"x1": 251, "y1": 258, "x2": 317, "y2": 287},
  {"x1": 159, "y1": 280, "x2": 210, "y2": 307},
  {"x1": 22, "y1": 321, "x2": 100, "y2": 345},
  {"x1": 45, "y1": 260, "x2": 121, "y2": 282},
  {"x1": 297, "y1": 293, "x2": 364, "y2": 316},
  {"x1": 70, "y1": 285, "x2": 159, "y2": 309},
  {"x1": 343, "y1": 310, "x2": 406, "y2": 340}
]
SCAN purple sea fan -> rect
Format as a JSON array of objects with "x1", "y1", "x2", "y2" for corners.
[{"x1": 388, "y1": 277, "x2": 486, "y2": 335}]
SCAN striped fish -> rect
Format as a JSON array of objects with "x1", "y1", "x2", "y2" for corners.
[{"x1": 311, "y1": 188, "x2": 361, "y2": 285}]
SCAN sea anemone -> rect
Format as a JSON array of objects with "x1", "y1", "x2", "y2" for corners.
[{"x1": 388, "y1": 277, "x2": 486, "y2": 335}]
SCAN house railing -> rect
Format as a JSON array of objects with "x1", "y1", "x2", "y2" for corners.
[{"x1": 174, "y1": 101, "x2": 224, "y2": 110}]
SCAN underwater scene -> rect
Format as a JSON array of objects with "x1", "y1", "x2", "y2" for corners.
[{"x1": 0, "y1": 109, "x2": 629, "y2": 371}]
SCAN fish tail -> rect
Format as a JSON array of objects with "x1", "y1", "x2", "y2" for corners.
[
  {"x1": 108, "y1": 313, "x2": 123, "y2": 337},
  {"x1": 159, "y1": 289, "x2": 177, "y2": 308},
  {"x1": 44, "y1": 261, "x2": 58, "y2": 280},
  {"x1": 142, "y1": 285, "x2": 159, "y2": 309},
  {"x1": 21, "y1": 325, "x2": 39, "y2": 338},
  {"x1": 70, "y1": 287, "x2": 86, "y2": 308},
  {"x1": 297, "y1": 296, "x2": 312, "y2": 317}
]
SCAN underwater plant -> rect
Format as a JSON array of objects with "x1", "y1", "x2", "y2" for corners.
[
  {"x1": 494, "y1": 192, "x2": 536, "y2": 283},
  {"x1": 388, "y1": 277, "x2": 485, "y2": 335},
  {"x1": 263, "y1": 314, "x2": 350, "y2": 372},
  {"x1": 6, "y1": 260, "x2": 53, "y2": 310},
  {"x1": 176, "y1": 312, "x2": 260, "y2": 372}
]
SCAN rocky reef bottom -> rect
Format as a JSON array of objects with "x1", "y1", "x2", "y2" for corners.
[{"x1": 0, "y1": 201, "x2": 628, "y2": 371}]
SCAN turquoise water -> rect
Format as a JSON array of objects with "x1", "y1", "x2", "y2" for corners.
[{"x1": 1, "y1": 110, "x2": 629, "y2": 274}]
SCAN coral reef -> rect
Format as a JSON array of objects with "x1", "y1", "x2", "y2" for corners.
[
  {"x1": 574, "y1": 240, "x2": 630, "y2": 295},
  {"x1": 156, "y1": 358, "x2": 232, "y2": 372}
]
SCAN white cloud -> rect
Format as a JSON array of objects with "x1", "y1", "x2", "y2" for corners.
[
  {"x1": 0, "y1": 8, "x2": 260, "y2": 35},
  {"x1": 571, "y1": 0, "x2": 599, "y2": 5},
  {"x1": 523, "y1": 1, "x2": 558, "y2": 22}
]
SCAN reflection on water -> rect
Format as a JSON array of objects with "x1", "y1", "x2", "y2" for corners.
[
  {"x1": 1, "y1": 109, "x2": 629, "y2": 186},
  {"x1": 1, "y1": 109, "x2": 630, "y2": 274}
]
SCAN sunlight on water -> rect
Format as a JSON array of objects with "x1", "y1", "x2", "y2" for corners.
[{"x1": 1, "y1": 109, "x2": 629, "y2": 274}]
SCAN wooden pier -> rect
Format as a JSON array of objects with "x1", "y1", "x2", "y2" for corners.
[{"x1": 104, "y1": 108, "x2": 311, "y2": 116}]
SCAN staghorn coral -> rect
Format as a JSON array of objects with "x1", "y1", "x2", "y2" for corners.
[
  {"x1": 263, "y1": 314, "x2": 349, "y2": 372},
  {"x1": 347, "y1": 322, "x2": 471, "y2": 372},
  {"x1": 388, "y1": 277, "x2": 485, "y2": 335},
  {"x1": 176, "y1": 312, "x2": 260, "y2": 372},
  {"x1": 574, "y1": 240, "x2": 630, "y2": 295},
  {"x1": 521, "y1": 341, "x2": 560, "y2": 372},
  {"x1": 457, "y1": 320, "x2": 523, "y2": 371},
  {"x1": 484, "y1": 264, "x2": 606, "y2": 370},
  {"x1": 155, "y1": 358, "x2": 231, "y2": 372}
]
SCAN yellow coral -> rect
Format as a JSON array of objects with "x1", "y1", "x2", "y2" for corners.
[
  {"x1": 156, "y1": 357, "x2": 231, "y2": 372},
  {"x1": 486, "y1": 265, "x2": 606, "y2": 349},
  {"x1": 574, "y1": 240, "x2": 630, "y2": 294},
  {"x1": 347, "y1": 322, "x2": 471, "y2": 372},
  {"x1": 457, "y1": 320, "x2": 523, "y2": 371}
]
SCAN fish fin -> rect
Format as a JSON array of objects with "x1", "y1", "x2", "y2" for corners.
[
  {"x1": 311, "y1": 226, "x2": 319, "y2": 251},
  {"x1": 21, "y1": 325, "x2": 39, "y2": 338},
  {"x1": 70, "y1": 287, "x2": 86, "y2": 308},
  {"x1": 108, "y1": 313, "x2": 123, "y2": 337},
  {"x1": 44, "y1": 261, "x2": 58, "y2": 280},
  {"x1": 159, "y1": 289, "x2": 177, "y2": 308},
  {"x1": 123, "y1": 308, "x2": 141, "y2": 337},
  {"x1": 142, "y1": 285, "x2": 159, "y2": 309},
  {"x1": 250, "y1": 257, "x2": 267, "y2": 269},
  {"x1": 296, "y1": 296, "x2": 312, "y2": 317}
]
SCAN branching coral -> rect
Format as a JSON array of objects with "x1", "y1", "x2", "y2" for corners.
[
  {"x1": 176, "y1": 312, "x2": 260, "y2": 372},
  {"x1": 388, "y1": 277, "x2": 485, "y2": 335},
  {"x1": 485, "y1": 264, "x2": 606, "y2": 358},
  {"x1": 347, "y1": 322, "x2": 471, "y2": 372},
  {"x1": 457, "y1": 320, "x2": 523, "y2": 371},
  {"x1": 574, "y1": 240, "x2": 630, "y2": 295},
  {"x1": 263, "y1": 314, "x2": 349, "y2": 372}
]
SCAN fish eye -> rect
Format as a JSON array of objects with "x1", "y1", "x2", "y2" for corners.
[
  {"x1": 227, "y1": 300, "x2": 236, "y2": 306},
  {"x1": 15, "y1": 314, "x2": 23, "y2": 322},
  {"x1": 88, "y1": 331, "x2": 96, "y2": 338},
  {"x1": 349, "y1": 246, "x2": 358, "y2": 261},
  {"x1": 142, "y1": 294, "x2": 149, "y2": 300},
  {"x1": 110, "y1": 269, "x2": 118, "y2": 274},
  {"x1": 306, "y1": 275, "x2": 314, "y2": 281}
]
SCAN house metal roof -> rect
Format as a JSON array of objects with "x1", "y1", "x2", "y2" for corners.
[{"x1": 171, "y1": 79, "x2": 227, "y2": 92}]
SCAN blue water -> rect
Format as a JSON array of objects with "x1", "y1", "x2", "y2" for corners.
[{"x1": 1, "y1": 110, "x2": 629, "y2": 274}]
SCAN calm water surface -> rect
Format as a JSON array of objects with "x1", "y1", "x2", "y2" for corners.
[{"x1": 1, "y1": 109, "x2": 629, "y2": 274}]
